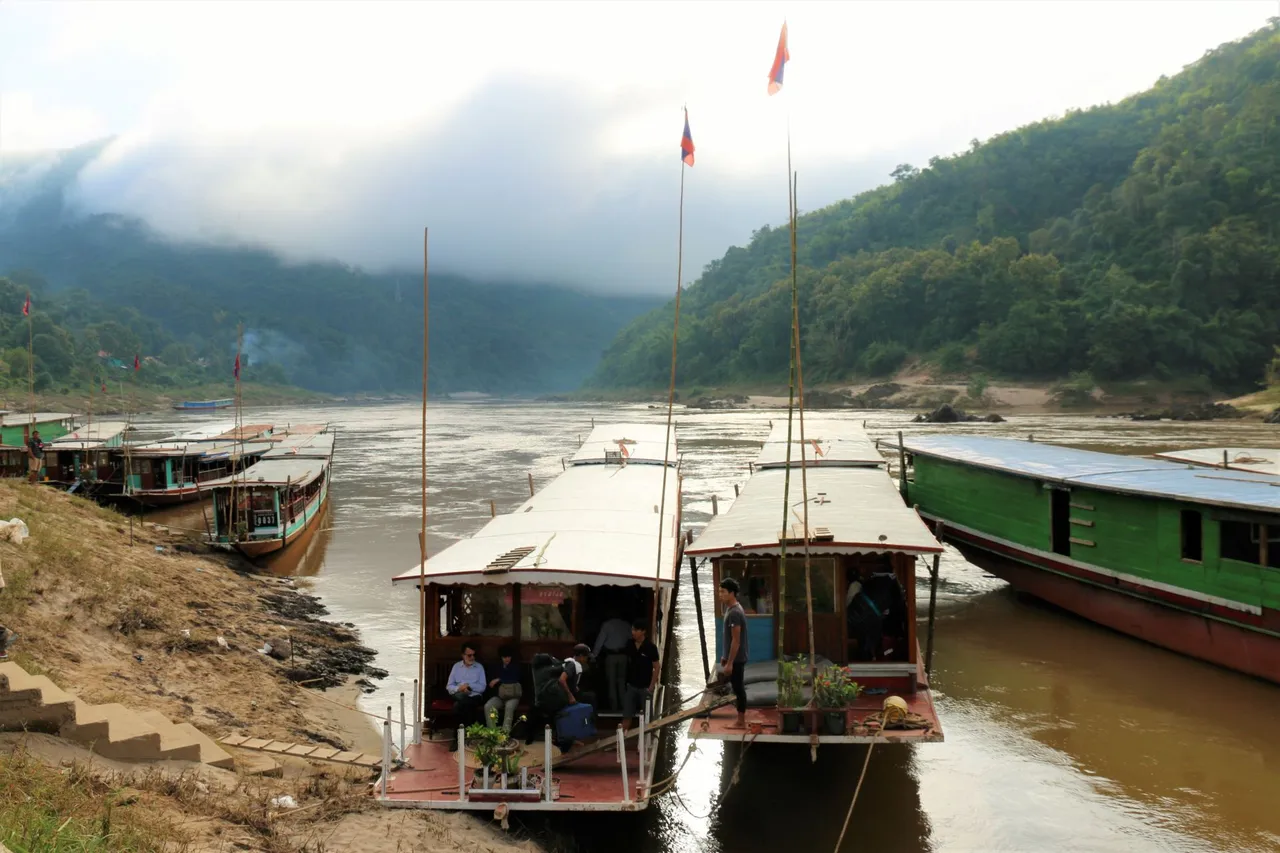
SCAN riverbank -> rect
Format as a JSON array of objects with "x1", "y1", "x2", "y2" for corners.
[
  {"x1": 564, "y1": 374, "x2": 1271, "y2": 418},
  {"x1": 0, "y1": 482, "x2": 538, "y2": 852},
  {"x1": 0, "y1": 381, "x2": 334, "y2": 416}
]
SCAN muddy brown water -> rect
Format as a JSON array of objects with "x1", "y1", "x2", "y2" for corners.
[{"x1": 133, "y1": 403, "x2": 1280, "y2": 852}]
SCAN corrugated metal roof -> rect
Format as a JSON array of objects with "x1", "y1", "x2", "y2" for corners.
[
  {"x1": 169, "y1": 422, "x2": 238, "y2": 442},
  {"x1": 570, "y1": 423, "x2": 677, "y2": 466},
  {"x1": 393, "y1": 462, "x2": 682, "y2": 588},
  {"x1": 1, "y1": 412, "x2": 77, "y2": 425},
  {"x1": 688, "y1": 466, "x2": 940, "y2": 558},
  {"x1": 1151, "y1": 447, "x2": 1280, "y2": 477},
  {"x1": 202, "y1": 457, "x2": 325, "y2": 488},
  {"x1": 214, "y1": 424, "x2": 274, "y2": 441},
  {"x1": 50, "y1": 421, "x2": 132, "y2": 447},
  {"x1": 901, "y1": 435, "x2": 1280, "y2": 513},
  {"x1": 756, "y1": 417, "x2": 884, "y2": 469},
  {"x1": 263, "y1": 432, "x2": 334, "y2": 459},
  {"x1": 270, "y1": 423, "x2": 327, "y2": 437}
]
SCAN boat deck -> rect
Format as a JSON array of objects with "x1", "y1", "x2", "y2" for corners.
[
  {"x1": 688, "y1": 687, "x2": 944, "y2": 744},
  {"x1": 381, "y1": 731, "x2": 657, "y2": 811}
]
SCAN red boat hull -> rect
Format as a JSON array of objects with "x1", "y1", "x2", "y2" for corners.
[{"x1": 945, "y1": 530, "x2": 1280, "y2": 686}]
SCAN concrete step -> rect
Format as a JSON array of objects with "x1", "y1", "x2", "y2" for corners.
[
  {"x1": 0, "y1": 663, "x2": 76, "y2": 732},
  {"x1": 62, "y1": 700, "x2": 162, "y2": 761},
  {"x1": 135, "y1": 709, "x2": 235, "y2": 769}
]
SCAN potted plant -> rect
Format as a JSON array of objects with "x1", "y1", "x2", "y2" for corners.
[
  {"x1": 776, "y1": 659, "x2": 806, "y2": 734},
  {"x1": 466, "y1": 710, "x2": 527, "y2": 786},
  {"x1": 813, "y1": 666, "x2": 860, "y2": 735}
]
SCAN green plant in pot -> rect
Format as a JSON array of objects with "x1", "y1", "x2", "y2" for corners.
[
  {"x1": 814, "y1": 666, "x2": 860, "y2": 735},
  {"x1": 465, "y1": 710, "x2": 527, "y2": 784},
  {"x1": 776, "y1": 659, "x2": 806, "y2": 734}
]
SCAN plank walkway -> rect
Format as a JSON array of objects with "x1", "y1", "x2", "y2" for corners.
[{"x1": 219, "y1": 734, "x2": 383, "y2": 768}]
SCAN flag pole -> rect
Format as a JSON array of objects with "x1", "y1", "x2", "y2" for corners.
[
  {"x1": 26, "y1": 291, "x2": 33, "y2": 424},
  {"x1": 651, "y1": 107, "x2": 692, "y2": 629},
  {"x1": 418, "y1": 226, "x2": 429, "y2": 734}
]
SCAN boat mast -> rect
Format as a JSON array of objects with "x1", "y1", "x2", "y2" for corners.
[
  {"x1": 418, "y1": 227, "x2": 430, "y2": 727},
  {"x1": 650, "y1": 107, "x2": 694, "y2": 629},
  {"x1": 233, "y1": 324, "x2": 244, "y2": 541}
]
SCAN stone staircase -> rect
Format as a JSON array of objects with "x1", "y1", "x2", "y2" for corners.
[{"x1": 0, "y1": 661, "x2": 234, "y2": 768}]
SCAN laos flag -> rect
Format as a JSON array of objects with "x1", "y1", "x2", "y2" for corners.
[
  {"x1": 681, "y1": 109, "x2": 695, "y2": 167},
  {"x1": 768, "y1": 22, "x2": 789, "y2": 95}
]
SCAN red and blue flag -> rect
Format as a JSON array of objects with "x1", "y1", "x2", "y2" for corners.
[
  {"x1": 768, "y1": 22, "x2": 789, "y2": 95},
  {"x1": 681, "y1": 109, "x2": 695, "y2": 167}
]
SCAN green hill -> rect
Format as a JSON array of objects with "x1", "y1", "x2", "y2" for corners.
[
  {"x1": 0, "y1": 149, "x2": 660, "y2": 396},
  {"x1": 589, "y1": 21, "x2": 1280, "y2": 392}
]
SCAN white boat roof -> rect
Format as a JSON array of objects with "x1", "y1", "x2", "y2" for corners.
[
  {"x1": 2, "y1": 412, "x2": 77, "y2": 425},
  {"x1": 50, "y1": 421, "x2": 132, "y2": 447},
  {"x1": 202, "y1": 457, "x2": 325, "y2": 488},
  {"x1": 756, "y1": 417, "x2": 885, "y2": 469},
  {"x1": 1151, "y1": 447, "x2": 1280, "y2": 477},
  {"x1": 393, "y1": 462, "x2": 682, "y2": 589},
  {"x1": 570, "y1": 422, "x2": 677, "y2": 466},
  {"x1": 263, "y1": 431, "x2": 334, "y2": 458},
  {"x1": 270, "y1": 423, "x2": 327, "y2": 438},
  {"x1": 170, "y1": 422, "x2": 238, "y2": 442},
  {"x1": 688, "y1": 466, "x2": 941, "y2": 558}
]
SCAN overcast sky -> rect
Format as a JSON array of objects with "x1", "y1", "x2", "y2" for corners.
[{"x1": 0, "y1": 1, "x2": 1274, "y2": 294}]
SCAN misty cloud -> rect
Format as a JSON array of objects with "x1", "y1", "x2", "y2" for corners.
[{"x1": 66, "y1": 75, "x2": 900, "y2": 294}]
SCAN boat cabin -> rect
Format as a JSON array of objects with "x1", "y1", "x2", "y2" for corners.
[
  {"x1": 0, "y1": 412, "x2": 79, "y2": 446},
  {"x1": 206, "y1": 455, "x2": 330, "y2": 556},
  {"x1": 689, "y1": 419, "x2": 942, "y2": 690},
  {"x1": 43, "y1": 421, "x2": 132, "y2": 492},
  {"x1": 122, "y1": 424, "x2": 276, "y2": 505},
  {"x1": 686, "y1": 419, "x2": 944, "y2": 745},
  {"x1": 391, "y1": 424, "x2": 682, "y2": 726}
]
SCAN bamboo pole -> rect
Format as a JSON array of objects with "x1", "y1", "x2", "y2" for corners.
[
  {"x1": 418, "y1": 227, "x2": 430, "y2": 729},
  {"x1": 790, "y1": 171, "x2": 817, "y2": 687},
  {"x1": 651, "y1": 115, "x2": 689, "y2": 629}
]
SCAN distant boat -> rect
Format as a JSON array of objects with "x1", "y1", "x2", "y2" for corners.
[
  {"x1": 205, "y1": 427, "x2": 334, "y2": 558},
  {"x1": 172, "y1": 399, "x2": 234, "y2": 410}
]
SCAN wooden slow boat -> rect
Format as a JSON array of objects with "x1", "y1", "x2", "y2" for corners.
[{"x1": 384, "y1": 422, "x2": 684, "y2": 812}]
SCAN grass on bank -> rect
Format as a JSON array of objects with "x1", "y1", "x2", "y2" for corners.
[{"x1": 0, "y1": 745, "x2": 177, "y2": 853}]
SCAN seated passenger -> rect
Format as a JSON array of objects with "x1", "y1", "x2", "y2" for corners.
[
  {"x1": 483, "y1": 644, "x2": 522, "y2": 730},
  {"x1": 446, "y1": 641, "x2": 487, "y2": 751}
]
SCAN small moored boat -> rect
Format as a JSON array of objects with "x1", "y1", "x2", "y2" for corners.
[{"x1": 172, "y1": 399, "x2": 234, "y2": 411}]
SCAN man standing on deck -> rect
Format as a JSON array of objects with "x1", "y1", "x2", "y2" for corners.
[
  {"x1": 592, "y1": 614, "x2": 631, "y2": 711},
  {"x1": 622, "y1": 620, "x2": 660, "y2": 732},
  {"x1": 719, "y1": 577, "x2": 749, "y2": 729},
  {"x1": 446, "y1": 641, "x2": 487, "y2": 751},
  {"x1": 26, "y1": 430, "x2": 43, "y2": 485}
]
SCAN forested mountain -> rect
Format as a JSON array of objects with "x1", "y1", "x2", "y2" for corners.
[
  {"x1": 0, "y1": 150, "x2": 659, "y2": 395},
  {"x1": 589, "y1": 21, "x2": 1280, "y2": 392}
]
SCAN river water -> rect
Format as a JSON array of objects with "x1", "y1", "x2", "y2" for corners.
[{"x1": 133, "y1": 402, "x2": 1280, "y2": 853}]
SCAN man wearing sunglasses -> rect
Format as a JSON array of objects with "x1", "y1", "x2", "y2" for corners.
[{"x1": 446, "y1": 641, "x2": 488, "y2": 751}]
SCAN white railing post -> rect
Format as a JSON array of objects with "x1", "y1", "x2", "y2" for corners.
[
  {"x1": 381, "y1": 720, "x2": 391, "y2": 799},
  {"x1": 617, "y1": 725, "x2": 630, "y2": 803},
  {"x1": 399, "y1": 692, "x2": 407, "y2": 757},
  {"x1": 543, "y1": 725, "x2": 553, "y2": 802},
  {"x1": 412, "y1": 679, "x2": 421, "y2": 744},
  {"x1": 638, "y1": 707, "x2": 646, "y2": 795},
  {"x1": 458, "y1": 726, "x2": 467, "y2": 802}
]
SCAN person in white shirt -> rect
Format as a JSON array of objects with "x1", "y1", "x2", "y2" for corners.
[
  {"x1": 445, "y1": 642, "x2": 487, "y2": 750},
  {"x1": 563, "y1": 643, "x2": 597, "y2": 713},
  {"x1": 593, "y1": 617, "x2": 632, "y2": 711}
]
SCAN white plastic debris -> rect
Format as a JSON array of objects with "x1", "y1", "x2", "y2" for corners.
[
  {"x1": 216, "y1": 636, "x2": 229, "y2": 650},
  {"x1": 270, "y1": 795, "x2": 297, "y2": 809},
  {"x1": 0, "y1": 518, "x2": 30, "y2": 545}
]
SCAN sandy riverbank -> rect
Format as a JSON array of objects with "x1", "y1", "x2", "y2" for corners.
[{"x1": 0, "y1": 482, "x2": 539, "y2": 852}]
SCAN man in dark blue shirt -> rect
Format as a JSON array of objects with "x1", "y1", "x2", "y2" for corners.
[{"x1": 719, "y1": 577, "x2": 749, "y2": 729}]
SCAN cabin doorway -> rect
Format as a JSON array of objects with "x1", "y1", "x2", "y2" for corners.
[{"x1": 1050, "y1": 489, "x2": 1071, "y2": 557}]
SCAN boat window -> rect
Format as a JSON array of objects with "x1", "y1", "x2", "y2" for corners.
[
  {"x1": 438, "y1": 585, "x2": 513, "y2": 637},
  {"x1": 1180, "y1": 510, "x2": 1202, "y2": 562},
  {"x1": 719, "y1": 558, "x2": 773, "y2": 615},
  {"x1": 520, "y1": 584, "x2": 574, "y2": 640},
  {"x1": 783, "y1": 557, "x2": 838, "y2": 613}
]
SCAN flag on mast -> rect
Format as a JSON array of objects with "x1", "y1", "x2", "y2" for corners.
[
  {"x1": 21, "y1": 294, "x2": 30, "y2": 317},
  {"x1": 681, "y1": 108, "x2": 695, "y2": 167},
  {"x1": 234, "y1": 353, "x2": 241, "y2": 380},
  {"x1": 768, "y1": 22, "x2": 789, "y2": 95},
  {"x1": 133, "y1": 354, "x2": 140, "y2": 371}
]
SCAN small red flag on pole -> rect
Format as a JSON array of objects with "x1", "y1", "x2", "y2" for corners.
[
  {"x1": 134, "y1": 354, "x2": 140, "y2": 371},
  {"x1": 234, "y1": 353, "x2": 241, "y2": 380},
  {"x1": 22, "y1": 294, "x2": 30, "y2": 317}
]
